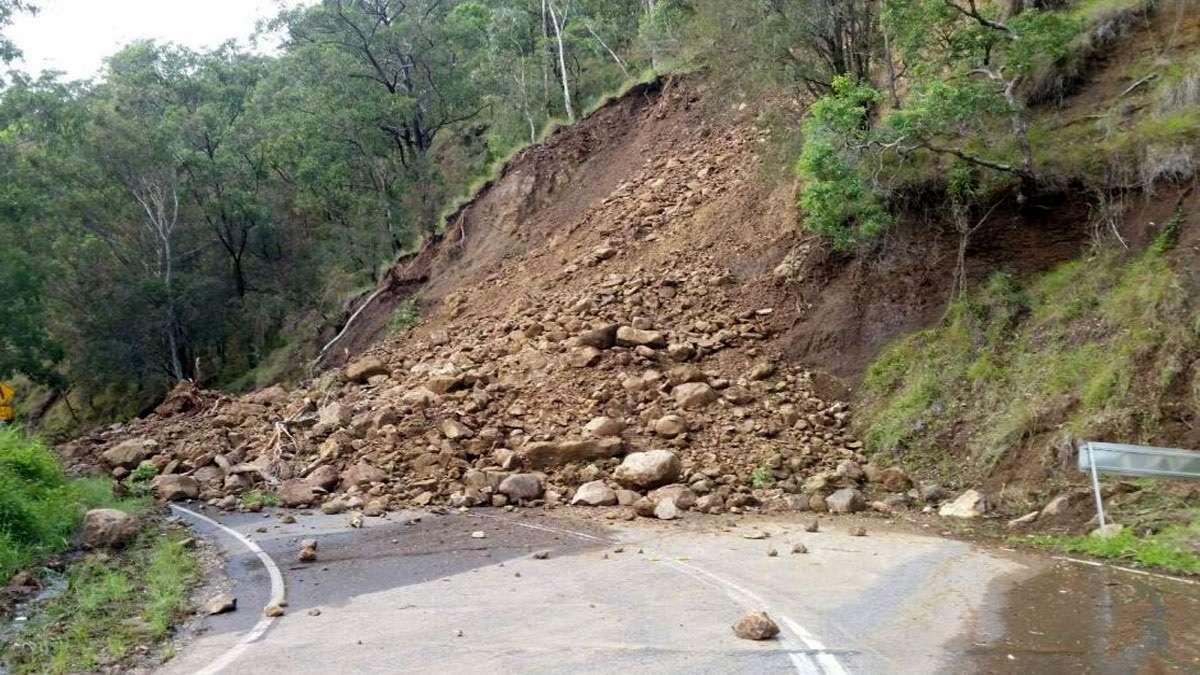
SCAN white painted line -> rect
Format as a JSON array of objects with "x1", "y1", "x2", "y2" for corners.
[
  {"x1": 479, "y1": 514, "x2": 851, "y2": 675},
  {"x1": 1054, "y1": 555, "x2": 1199, "y2": 586},
  {"x1": 171, "y1": 505, "x2": 287, "y2": 675}
]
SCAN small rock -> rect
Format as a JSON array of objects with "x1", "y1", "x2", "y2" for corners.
[
  {"x1": 499, "y1": 473, "x2": 544, "y2": 501},
  {"x1": 826, "y1": 488, "x2": 866, "y2": 514},
  {"x1": 654, "y1": 498, "x2": 680, "y2": 520},
  {"x1": 307, "y1": 608, "x2": 322, "y2": 617},
  {"x1": 345, "y1": 355, "x2": 389, "y2": 383},
  {"x1": 805, "y1": 519, "x2": 820, "y2": 533},
  {"x1": 532, "y1": 550, "x2": 550, "y2": 560},
  {"x1": 204, "y1": 593, "x2": 238, "y2": 615},
  {"x1": 264, "y1": 605, "x2": 285, "y2": 618},
  {"x1": 572, "y1": 480, "x2": 618, "y2": 506},
  {"x1": 938, "y1": 489, "x2": 989, "y2": 519},
  {"x1": 732, "y1": 611, "x2": 780, "y2": 640},
  {"x1": 850, "y1": 526, "x2": 867, "y2": 537},
  {"x1": 1007, "y1": 511, "x2": 1040, "y2": 529},
  {"x1": 791, "y1": 543, "x2": 808, "y2": 554},
  {"x1": 766, "y1": 547, "x2": 778, "y2": 557},
  {"x1": 614, "y1": 450, "x2": 681, "y2": 489}
]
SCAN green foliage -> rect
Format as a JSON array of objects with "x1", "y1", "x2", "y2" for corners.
[
  {"x1": 1, "y1": 527, "x2": 200, "y2": 674},
  {"x1": 239, "y1": 489, "x2": 279, "y2": 510},
  {"x1": 123, "y1": 462, "x2": 158, "y2": 498},
  {"x1": 1029, "y1": 513, "x2": 1200, "y2": 575},
  {"x1": 796, "y1": 76, "x2": 889, "y2": 251},
  {"x1": 0, "y1": 1, "x2": 660, "y2": 411},
  {"x1": 751, "y1": 466, "x2": 777, "y2": 488},
  {"x1": 390, "y1": 299, "x2": 422, "y2": 332},
  {"x1": 860, "y1": 230, "x2": 1197, "y2": 474},
  {"x1": 0, "y1": 428, "x2": 145, "y2": 581}
]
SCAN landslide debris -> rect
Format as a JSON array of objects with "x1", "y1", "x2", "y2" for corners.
[{"x1": 60, "y1": 80, "x2": 927, "y2": 521}]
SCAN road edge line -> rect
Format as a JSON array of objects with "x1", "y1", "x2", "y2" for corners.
[
  {"x1": 171, "y1": 505, "x2": 287, "y2": 675},
  {"x1": 1053, "y1": 555, "x2": 1198, "y2": 585}
]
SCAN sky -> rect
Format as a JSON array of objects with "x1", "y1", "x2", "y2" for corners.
[{"x1": 7, "y1": 0, "x2": 314, "y2": 80}]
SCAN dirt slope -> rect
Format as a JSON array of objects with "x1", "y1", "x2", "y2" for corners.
[{"x1": 62, "y1": 60, "x2": 1141, "y2": 519}]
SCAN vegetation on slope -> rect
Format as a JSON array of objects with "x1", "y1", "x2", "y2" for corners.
[
  {"x1": 0, "y1": 427, "x2": 145, "y2": 580},
  {"x1": 1, "y1": 526, "x2": 200, "y2": 674},
  {"x1": 859, "y1": 217, "x2": 1195, "y2": 477}
]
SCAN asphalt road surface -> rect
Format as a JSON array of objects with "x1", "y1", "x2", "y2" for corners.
[{"x1": 161, "y1": 506, "x2": 1200, "y2": 675}]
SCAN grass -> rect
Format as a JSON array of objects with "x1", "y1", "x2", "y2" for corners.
[
  {"x1": 858, "y1": 220, "x2": 1196, "y2": 476},
  {"x1": 389, "y1": 298, "x2": 421, "y2": 332},
  {"x1": 433, "y1": 70, "x2": 664, "y2": 234},
  {"x1": 239, "y1": 489, "x2": 279, "y2": 510},
  {"x1": 1029, "y1": 511, "x2": 1200, "y2": 575},
  {"x1": 0, "y1": 427, "x2": 147, "y2": 582},
  {"x1": 751, "y1": 466, "x2": 777, "y2": 488},
  {"x1": 2, "y1": 526, "x2": 201, "y2": 674}
]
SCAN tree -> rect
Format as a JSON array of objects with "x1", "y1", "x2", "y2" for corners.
[
  {"x1": 689, "y1": 0, "x2": 877, "y2": 97},
  {"x1": 883, "y1": 0, "x2": 1079, "y2": 189},
  {"x1": 0, "y1": 0, "x2": 35, "y2": 63}
]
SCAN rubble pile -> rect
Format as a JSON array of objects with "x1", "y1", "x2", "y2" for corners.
[{"x1": 60, "y1": 86, "x2": 924, "y2": 521}]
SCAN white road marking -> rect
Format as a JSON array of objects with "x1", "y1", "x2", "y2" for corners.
[
  {"x1": 171, "y1": 505, "x2": 287, "y2": 675},
  {"x1": 1054, "y1": 555, "x2": 1198, "y2": 586},
  {"x1": 479, "y1": 514, "x2": 852, "y2": 675}
]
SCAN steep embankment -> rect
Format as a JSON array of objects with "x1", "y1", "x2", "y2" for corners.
[{"x1": 62, "y1": 10, "x2": 1191, "y2": 530}]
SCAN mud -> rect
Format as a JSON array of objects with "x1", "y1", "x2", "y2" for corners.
[{"x1": 965, "y1": 559, "x2": 1200, "y2": 673}]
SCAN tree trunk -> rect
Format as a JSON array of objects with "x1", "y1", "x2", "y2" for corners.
[{"x1": 547, "y1": 0, "x2": 576, "y2": 123}]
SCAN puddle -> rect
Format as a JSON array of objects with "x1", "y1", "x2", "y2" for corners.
[{"x1": 964, "y1": 560, "x2": 1200, "y2": 673}]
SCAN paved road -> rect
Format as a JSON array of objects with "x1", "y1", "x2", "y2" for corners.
[{"x1": 161, "y1": 506, "x2": 1200, "y2": 675}]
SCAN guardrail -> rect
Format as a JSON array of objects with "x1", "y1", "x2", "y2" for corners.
[{"x1": 1078, "y1": 441, "x2": 1200, "y2": 526}]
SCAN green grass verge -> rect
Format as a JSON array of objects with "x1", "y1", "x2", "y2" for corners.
[
  {"x1": 858, "y1": 221, "x2": 1196, "y2": 476},
  {"x1": 0, "y1": 427, "x2": 147, "y2": 582},
  {"x1": 2, "y1": 526, "x2": 200, "y2": 674},
  {"x1": 1028, "y1": 512, "x2": 1200, "y2": 575}
]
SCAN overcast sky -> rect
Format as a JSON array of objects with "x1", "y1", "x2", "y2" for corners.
[{"x1": 7, "y1": 0, "x2": 314, "y2": 80}]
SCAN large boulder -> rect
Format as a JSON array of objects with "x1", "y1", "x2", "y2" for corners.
[
  {"x1": 499, "y1": 473, "x2": 544, "y2": 501},
  {"x1": 340, "y1": 461, "x2": 387, "y2": 488},
  {"x1": 345, "y1": 356, "x2": 390, "y2": 383},
  {"x1": 102, "y1": 438, "x2": 157, "y2": 469},
  {"x1": 939, "y1": 489, "x2": 989, "y2": 519},
  {"x1": 571, "y1": 480, "x2": 618, "y2": 506},
  {"x1": 81, "y1": 509, "x2": 140, "y2": 549},
  {"x1": 279, "y1": 479, "x2": 323, "y2": 507},
  {"x1": 616, "y1": 326, "x2": 667, "y2": 348},
  {"x1": 649, "y1": 484, "x2": 697, "y2": 511},
  {"x1": 878, "y1": 466, "x2": 913, "y2": 492},
  {"x1": 575, "y1": 324, "x2": 619, "y2": 349},
  {"x1": 653, "y1": 415, "x2": 688, "y2": 437},
  {"x1": 672, "y1": 383, "x2": 719, "y2": 409},
  {"x1": 583, "y1": 416, "x2": 625, "y2": 438},
  {"x1": 522, "y1": 438, "x2": 623, "y2": 469},
  {"x1": 307, "y1": 465, "x2": 340, "y2": 490},
  {"x1": 614, "y1": 450, "x2": 681, "y2": 489},
  {"x1": 152, "y1": 474, "x2": 200, "y2": 502},
  {"x1": 826, "y1": 487, "x2": 866, "y2": 514}
]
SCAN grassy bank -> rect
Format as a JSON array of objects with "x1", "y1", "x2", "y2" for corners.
[
  {"x1": 1029, "y1": 512, "x2": 1200, "y2": 575},
  {"x1": 0, "y1": 428, "x2": 201, "y2": 673},
  {"x1": 0, "y1": 427, "x2": 145, "y2": 581},
  {"x1": 858, "y1": 222, "x2": 1196, "y2": 479},
  {"x1": 2, "y1": 526, "x2": 200, "y2": 673}
]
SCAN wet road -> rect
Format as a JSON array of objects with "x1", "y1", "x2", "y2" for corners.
[{"x1": 160, "y1": 506, "x2": 1200, "y2": 674}]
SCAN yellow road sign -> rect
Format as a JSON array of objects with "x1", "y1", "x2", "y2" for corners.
[{"x1": 0, "y1": 382, "x2": 14, "y2": 422}]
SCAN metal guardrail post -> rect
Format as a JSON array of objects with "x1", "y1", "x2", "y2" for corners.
[{"x1": 1085, "y1": 442, "x2": 1106, "y2": 527}]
